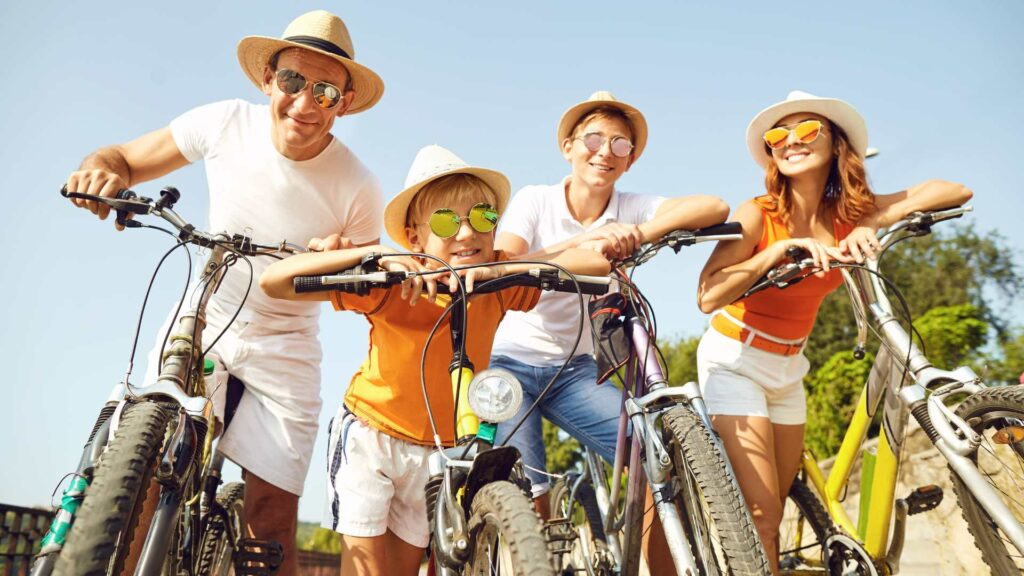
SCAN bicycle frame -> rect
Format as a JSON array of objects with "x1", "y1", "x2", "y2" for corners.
[
  {"x1": 593, "y1": 310, "x2": 725, "y2": 575},
  {"x1": 797, "y1": 211, "x2": 1024, "y2": 570}
]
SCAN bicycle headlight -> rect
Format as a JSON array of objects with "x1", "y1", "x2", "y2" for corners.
[{"x1": 467, "y1": 368, "x2": 523, "y2": 423}]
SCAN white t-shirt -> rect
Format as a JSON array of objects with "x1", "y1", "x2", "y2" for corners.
[
  {"x1": 491, "y1": 178, "x2": 664, "y2": 366},
  {"x1": 170, "y1": 99, "x2": 384, "y2": 328}
]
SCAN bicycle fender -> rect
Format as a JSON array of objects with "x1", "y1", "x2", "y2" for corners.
[{"x1": 462, "y1": 446, "x2": 521, "y2": 513}]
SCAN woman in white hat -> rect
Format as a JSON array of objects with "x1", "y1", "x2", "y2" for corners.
[
  {"x1": 490, "y1": 91, "x2": 730, "y2": 516},
  {"x1": 695, "y1": 91, "x2": 972, "y2": 572}
]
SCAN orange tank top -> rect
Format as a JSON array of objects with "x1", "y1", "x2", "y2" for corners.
[{"x1": 721, "y1": 207, "x2": 854, "y2": 341}]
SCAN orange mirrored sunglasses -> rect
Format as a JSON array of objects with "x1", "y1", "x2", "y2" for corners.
[{"x1": 763, "y1": 120, "x2": 824, "y2": 150}]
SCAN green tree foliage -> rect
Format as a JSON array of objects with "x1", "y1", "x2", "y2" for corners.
[
  {"x1": 301, "y1": 526, "x2": 342, "y2": 554},
  {"x1": 662, "y1": 335, "x2": 701, "y2": 385},
  {"x1": 544, "y1": 418, "x2": 582, "y2": 474},
  {"x1": 806, "y1": 226, "x2": 1021, "y2": 371},
  {"x1": 986, "y1": 328, "x2": 1024, "y2": 385},
  {"x1": 805, "y1": 351, "x2": 875, "y2": 457},
  {"x1": 914, "y1": 304, "x2": 989, "y2": 368}
]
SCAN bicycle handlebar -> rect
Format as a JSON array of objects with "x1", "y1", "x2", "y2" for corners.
[
  {"x1": 61, "y1": 186, "x2": 305, "y2": 257},
  {"x1": 741, "y1": 205, "x2": 972, "y2": 299},
  {"x1": 293, "y1": 259, "x2": 610, "y2": 297},
  {"x1": 621, "y1": 222, "x2": 743, "y2": 267}
]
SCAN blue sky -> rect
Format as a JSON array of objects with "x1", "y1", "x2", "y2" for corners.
[{"x1": 1, "y1": 1, "x2": 1021, "y2": 522}]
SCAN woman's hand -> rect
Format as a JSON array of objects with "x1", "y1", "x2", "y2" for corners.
[
  {"x1": 379, "y1": 255, "x2": 438, "y2": 305},
  {"x1": 838, "y1": 215, "x2": 882, "y2": 263},
  {"x1": 774, "y1": 238, "x2": 851, "y2": 277}
]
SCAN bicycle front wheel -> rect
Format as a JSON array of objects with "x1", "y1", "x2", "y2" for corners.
[
  {"x1": 196, "y1": 482, "x2": 245, "y2": 576},
  {"x1": 662, "y1": 406, "x2": 771, "y2": 575},
  {"x1": 464, "y1": 481, "x2": 555, "y2": 576},
  {"x1": 951, "y1": 385, "x2": 1024, "y2": 575},
  {"x1": 53, "y1": 401, "x2": 171, "y2": 576}
]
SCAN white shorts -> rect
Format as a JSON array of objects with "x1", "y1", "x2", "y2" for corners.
[
  {"x1": 322, "y1": 405, "x2": 432, "y2": 548},
  {"x1": 697, "y1": 327, "x2": 809, "y2": 425},
  {"x1": 143, "y1": 301, "x2": 322, "y2": 495}
]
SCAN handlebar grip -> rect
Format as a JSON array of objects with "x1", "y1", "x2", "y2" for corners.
[
  {"x1": 694, "y1": 222, "x2": 743, "y2": 237},
  {"x1": 785, "y1": 246, "x2": 810, "y2": 260},
  {"x1": 294, "y1": 275, "x2": 366, "y2": 295}
]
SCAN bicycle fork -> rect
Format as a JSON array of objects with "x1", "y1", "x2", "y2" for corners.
[{"x1": 626, "y1": 385, "x2": 706, "y2": 576}]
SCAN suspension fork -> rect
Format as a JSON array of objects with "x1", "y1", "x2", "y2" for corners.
[{"x1": 624, "y1": 317, "x2": 701, "y2": 576}]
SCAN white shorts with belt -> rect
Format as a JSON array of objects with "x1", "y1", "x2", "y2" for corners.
[
  {"x1": 697, "y1": 326, "x2": 810, "y2": 425},
  {"x1": 143, "y1": 300, "x2": 322, "y2": 495}
]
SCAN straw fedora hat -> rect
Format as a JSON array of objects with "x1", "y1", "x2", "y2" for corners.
[
  {"x1": 557, "y1": 91, "x2": 648, "y2": 162},
  {"x1": 384, "y1": 145, "x2": 510, "y2": 249},
  {"x1": 237, "y1": 10, "x2": 384, "y2": 115},
  {"x1": 746, "y1": 90, "x2": 868, "y2": 168}
]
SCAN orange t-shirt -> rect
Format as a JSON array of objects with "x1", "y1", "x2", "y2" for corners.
[
  {"x1": 722, "y1": 205, "x2": 855, "y2": 341},
  {"x1": 332, "y1": 259, "x2": 540, "y2": 445}
]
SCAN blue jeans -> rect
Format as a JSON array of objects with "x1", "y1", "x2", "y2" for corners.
[{"x1": 491, "y1": 354, "x2": 622, "y2": 495}]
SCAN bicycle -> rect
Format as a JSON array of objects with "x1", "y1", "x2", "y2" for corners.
[
  {"x1": 545, "y1": 222, "x2": 772, "y2": 576},
  {"x1": 34, "y1": 186, "x2": 300, "y2": 576},
  {"x1": 738, "y1": 206, "x2": 1024, "y2": 575},
  {"x1": 293, "y1": 255, "x2": 612, "y2": 575}
]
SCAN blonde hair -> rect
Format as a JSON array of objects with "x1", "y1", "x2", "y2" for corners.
[
  {"x1": 569, "y1": 107, "x2": 635, "y2": 141},
  {"x1": 756, "y1": 121, "x2": 875, "y2": 226},
  {"x1": 406, "y1": 173, "x2": 498, "y2": 228}
]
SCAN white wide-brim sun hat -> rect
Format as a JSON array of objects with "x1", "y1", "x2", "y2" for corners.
[
  {"x1": 557, "y1": 91, "x2": 648, "y2": 162},
  {"x1": 384, "y1": 145, "x2": 510, "y2": 250},
  {"x1": 746, "y1": 90, "x2": 868, "y2": 168},
  {"x1": 237, "y1": 10, "x2": 384, "y2": 115}
]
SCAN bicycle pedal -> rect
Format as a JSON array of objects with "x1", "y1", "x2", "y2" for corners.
[
  {"x1": 233, "y1": 538, "x2": 284, "y2": 575},
  {"x1": 902, "y1": 484, "x2": 943, "y2": 516},
  {"x1": 544, "y1": 517, "x2": 576, "y2": 542}
]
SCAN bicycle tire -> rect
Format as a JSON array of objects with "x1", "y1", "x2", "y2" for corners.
[
  {"x1": 550, "y1": 476, "x2": 611, "y2": 575},
  {"x1": 779, "y1": 479, "x2": 833, "y2": 573},
  {"x1": 53, "y1": 401, "x2": 171, "y2": 576},
  {"x1": 950, "y1": 385, "x2": 1024, "y2": 575},
  {"x1": 196, "y1": 482, "x2": 245, "y2": 576},
  {"x1": 662, "y1": 406, "x2": 771, "y2": 575},
  {"x1": 465, "y1": 481, "x2": 555, "y2": 576}
]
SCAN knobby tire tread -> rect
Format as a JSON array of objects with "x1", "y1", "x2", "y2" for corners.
[
  {"x1": 53, "y1": 401, "x2": 170, "y2": 576},
  {"x1": 950, "y1": 385, "x2": 1024, "y2": 576},
  {"x1": 196, "y1": 482, "x2": 245, "y2": 576},
  {"x1": 467, "y1": 481, "x2": 555, "y2": 576},
  {"x1": 662, "y1": 406, "x2": 771, "y2": 575}
]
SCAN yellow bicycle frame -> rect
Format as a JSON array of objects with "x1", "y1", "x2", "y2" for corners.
[
  {"x1": 452, "y1": 365, "x2": 479, "y2": 440},
  {"x1": 801, "y1": 388, "x2": 900, "y2": 563}
]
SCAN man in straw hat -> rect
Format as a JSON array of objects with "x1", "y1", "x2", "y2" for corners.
[{"x1": 63, "y1": 10, "x2": 385, "y2": 574}]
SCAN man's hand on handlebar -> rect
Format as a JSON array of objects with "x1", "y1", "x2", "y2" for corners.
[
  {"x1": 307, "y1": 233, "x2": 356, "y2": 252},
  {"x1": 64, "y1": 169, "x2": 133, "y2": 230},
  {"x1": 578, "y1": 222, "x2": 644, "y2": 260}
]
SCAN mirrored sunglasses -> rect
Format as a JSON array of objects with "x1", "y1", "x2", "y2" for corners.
[
  {"x1": 576, "y1": 132, "x2": 634, "y2": 158},
  {"x1": 763, "y1": 120, "x2": 824, "y2": 150},
  {"x1": 275, "y1": 68, "x2": 344, "y2": 110},
  {"x1": 428, "y1": 203, "x2": 500, "y2": 238}
]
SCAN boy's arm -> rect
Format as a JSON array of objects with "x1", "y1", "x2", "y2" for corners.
[
  {"x1": 260, "y1": 245, "x2": 390, "y2": 302},
  {"x1": 505, "y1": 248, "x2": 611, "y2": 277},
  {"x1": 638, "y1": 195, "x2": 730, "y2": 246},
  {"x1": 499, "y1": 195, "x2": 730, "y2": 261}
]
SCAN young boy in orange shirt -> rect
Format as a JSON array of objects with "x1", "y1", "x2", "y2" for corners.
[{"x1": 260, "y1": 145, "x2": 609, "y2": 575}]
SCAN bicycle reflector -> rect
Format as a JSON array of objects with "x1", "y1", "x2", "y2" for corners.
[{"x1": 467, "y1": 368, "x2": 523, "y2": 423}]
